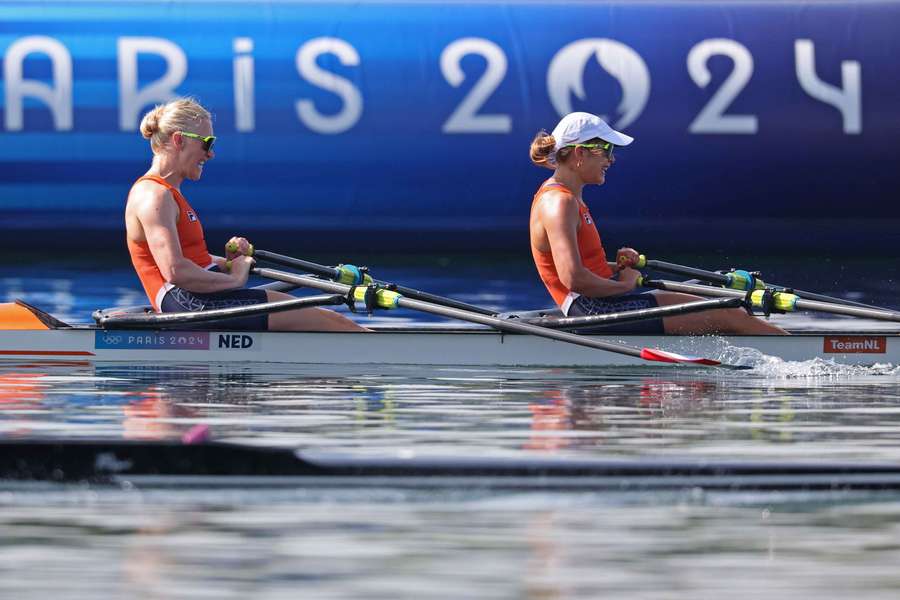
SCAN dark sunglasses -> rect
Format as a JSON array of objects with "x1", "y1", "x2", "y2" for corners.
[{"x1": 181, "y1": 131, "x2": 216, "y2": 153}]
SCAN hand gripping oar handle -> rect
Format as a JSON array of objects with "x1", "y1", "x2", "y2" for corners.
[
  {"x1": 253, "y1": 267, "x2": 747, "y2": 369},
  {"x1": 635, "y1": 255, "x2": 891, "y2": 311},
  {"x1": 242, "y1": 247, "x2": 497, "y2": 317}
]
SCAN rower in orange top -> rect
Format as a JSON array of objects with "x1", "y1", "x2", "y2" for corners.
[
  {"x1": 125, "y1": 97, "x2": 364, "y2": 331},
  {"x1": 528, "y1": 112, "x2": 786, "y2": 335}
]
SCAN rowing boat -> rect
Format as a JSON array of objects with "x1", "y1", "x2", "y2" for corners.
[
  {"x1": 1, "y1": 301, "x2": 896, "y2": 367},
  {"x1": 3, "y1": 251, "x2": 898, "y2": 368}
]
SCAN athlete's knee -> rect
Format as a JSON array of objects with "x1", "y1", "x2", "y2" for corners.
[{"x1": 266, "y1": 290, "x2": 293, "y2": 302}]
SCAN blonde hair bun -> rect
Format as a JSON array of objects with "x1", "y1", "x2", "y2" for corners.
[{"x1": 138, "y1": 97, "x2": 212, "y2": 152}]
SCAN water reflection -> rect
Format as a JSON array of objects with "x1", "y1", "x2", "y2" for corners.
[
  {"x1": 0, "y1": 362, "x2": 898, "y2": 463},
  {"x1": 2, "y1": 481, "x2": 900, "y2": 599},
  {"x1": 0, "y1": 358, "x2": 898, "y2": 598}
]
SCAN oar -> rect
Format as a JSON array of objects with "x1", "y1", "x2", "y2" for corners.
[
  {"x1": 634, "y1": 255, "x2": 888, "y2": 311},
  {"x1": 95, "y1": 295, "x2": 346, "y2": 329},
  {"x1": 253, "y1": 267, "x2": 749, "y2": 369},
  {"x1": 525, "y1": 297, "x2": 744, "y2": 330},
  {"x1": 641, "y1": 278, "x2": 900, "y2": 323},
  {"x1": 235, "y1": 245, "x2": 496, "y2": 316}
]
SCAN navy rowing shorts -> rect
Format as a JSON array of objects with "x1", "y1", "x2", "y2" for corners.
[
  {"x1": 567, "y1": 292, "x2": 665, "y2": 334},
  {"x1": 160, "y1": 287, "x2": 269, "y2": 331}
]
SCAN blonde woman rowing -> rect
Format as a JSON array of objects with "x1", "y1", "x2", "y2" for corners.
[{"x1": 125, "y1": 97, "x2": 364, "y2": 331}]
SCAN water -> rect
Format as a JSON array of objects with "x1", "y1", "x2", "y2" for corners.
[{"x1": 1, "y1": 254, "x2": 899, "y2": 598}]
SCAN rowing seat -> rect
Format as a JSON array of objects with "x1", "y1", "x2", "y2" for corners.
[
  {"x1": 0, "y1": 300, "x2": 70, "y2": 330},
  {"x1": 497, "y1": 307, "x2": 563, "y2": 320}
]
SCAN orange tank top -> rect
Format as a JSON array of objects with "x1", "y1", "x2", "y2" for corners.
[
  {"x1": 530, "y1": 181, "x2": 613, "y2": 310},
  {"x1": 126, "y1": 175, "x2": 213, "y2": 311}
]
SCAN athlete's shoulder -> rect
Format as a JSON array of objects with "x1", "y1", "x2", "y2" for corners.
[
  {"x1": 130, "y1": 176, "x2": 175, "y2": 203},
  {"x1": 536, "y1": 185, "x2": 577, "y2": 210},
  {"x1": 128, "y1": 178, "x2": 179, "y2": 222}
]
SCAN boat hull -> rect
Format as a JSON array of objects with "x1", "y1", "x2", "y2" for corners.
[{"x1": 0, "y1": 328, "x2": 896, "y2": 367}]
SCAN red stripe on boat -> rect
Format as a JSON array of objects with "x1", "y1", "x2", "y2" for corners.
[{"x1": 0, "y1": 350, "x2": 95, "y2": 356}]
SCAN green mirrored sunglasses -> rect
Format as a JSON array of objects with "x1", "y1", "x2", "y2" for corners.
[
  {"x1": 181, "y1": 131, "x2": 216, "y2": 152},
  {"x1": 566, "y1": 141, "x2": 614, "y2": 158}
]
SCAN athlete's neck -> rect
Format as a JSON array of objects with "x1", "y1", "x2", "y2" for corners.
[
  {"x1": 549, "y1": 169, "x2": 584, "y2": 201},
  {"x1": 147, "y1": 155, "x2": 184, "y2": 189}
]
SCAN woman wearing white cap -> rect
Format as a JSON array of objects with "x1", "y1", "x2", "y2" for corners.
[{"x1": 528, "y1": 112, "x2": 786, "y2": 335}]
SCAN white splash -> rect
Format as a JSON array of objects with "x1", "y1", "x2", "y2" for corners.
[{"x1": 715, "y1": 343, "x2": 899, "y2": 379}]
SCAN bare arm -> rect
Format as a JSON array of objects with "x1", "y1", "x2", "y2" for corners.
[
  {"x1": 539, "y1": 192, "x2": 637, "y2": 297},
  {"x1": 131, "y1": 186, "x2": 250, "y2": 292}
]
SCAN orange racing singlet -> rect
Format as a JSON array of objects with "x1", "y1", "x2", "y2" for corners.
[
  {"x1": 530, "y1": 181, "x2": 614, "y2": 314},
  {"x1": 126, "y1": 175, "x2": 214, "y2": 311}
]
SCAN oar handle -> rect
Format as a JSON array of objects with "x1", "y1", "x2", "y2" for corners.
[
  {"x1": 639, "y1": 256, "x2": 738, "y2": 287},
  {"x1": 246, "y1": 248, "x2": 335, "y2": 279}
]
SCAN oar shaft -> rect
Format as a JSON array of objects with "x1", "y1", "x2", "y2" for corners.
[
  {"x1": 792, "y1": 297, "x2": 900, "y2": 321},
  {"x1": 399, "y1": 296, "x2": 644, "y2": 358},
  {"x1": 643, "y1": 279, "x2": 900, "y2": 322},
  {"x1": 390, "y1": 285, "x2": 495, "y2": 315},
  {"x1": 645, "y1": 259, "x2": 732, "y2": 286},
  {"x1": 643, "y1": 257, "x2": 884, "y2": 310},
  {"x1": 642, "y1": 279, "x2": 752, "y2": 300},
  {"x1": 767, "y1": 286, "x2": 884, "y2": 310},
  {"x1": 252, "y1": 250, "x2": 338, "y2": 279},
  {"x1": 526, "y1": 297, "x2": 744, "y2": 329},
  {"x1": 254, "y1": 268, "x2": 643, "y2": 359},
  {"x1": 96, "y1": 295, "x2": 346, "y2": 329},
  {"x1": 253, "y1": 249, "x2": 496, "y2": 316}
]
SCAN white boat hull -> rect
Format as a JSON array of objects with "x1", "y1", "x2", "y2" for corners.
[{"x1": 0, "y1": 327, "x2": 897, "y2": 367}]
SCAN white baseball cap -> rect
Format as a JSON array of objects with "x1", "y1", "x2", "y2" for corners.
[{"x1": 551, "y1": 112, "x2": 634, "y2": 154}]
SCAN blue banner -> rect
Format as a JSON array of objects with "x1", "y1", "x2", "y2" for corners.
[{"x1": 1, "y1": 0, "x2": 898, "y2": 250}]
